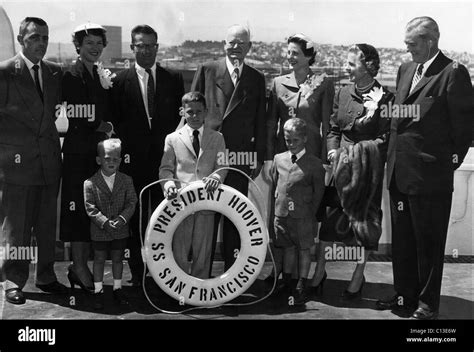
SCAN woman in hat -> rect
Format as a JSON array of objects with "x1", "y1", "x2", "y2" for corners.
[
  {"x1": 264, "y1": 33, "x2": 334, "y2": 292},
  {"x1": 310, "y1": 44, "x2": 394, "y2": 299},
  {"x1": 60, "y1": 23, "x2": 113, "y2": 292}
]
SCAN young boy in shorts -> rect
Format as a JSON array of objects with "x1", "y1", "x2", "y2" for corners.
[
  {"x1": 271, "y1": 118, "x2": 325, "y2": 304},
  {"x1": 84, "y1": 138, "x2": 137, "y2": 309}
]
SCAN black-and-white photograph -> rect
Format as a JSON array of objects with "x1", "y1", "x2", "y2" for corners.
[{"x1": 0, "y1": 0, "x2": 473, "y2": 348}]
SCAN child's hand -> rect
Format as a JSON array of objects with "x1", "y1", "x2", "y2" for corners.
[
  {"x1": 111, "y1": 217, "x2": 126, "y2": 229},
  {"x1": 165, "y1": 186, "x2": 178, "y2": 200},
  {"x1": 327, "y1": 149, "x2": 337, "y2": 163},
  {"x1": 203, "y1": 175, "x2": 220, "y2": 193},
  {"x1": 104, "y1": 220, "x2": 116, "y2": 232}
]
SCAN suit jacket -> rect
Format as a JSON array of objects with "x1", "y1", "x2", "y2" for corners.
[
  {"x1": 266, "y1": 72, "x2": 334, "y2": 161},
  {"x1": 110, "y1": 64, "x2": 184, "y2": 189},
  {"x1": 327, "y1": 81, "x2": 393, "y2": 162},
  {"x1": 84, "y1": 170, "x2": 137, "y2": 241},
  {"x1": 159, "y1": 126, "x2": 227, "y2": 191},
  {"x1": 0, "y1": 53, "x2": 62, "y2": 185},
  {"x1": 191, "y1": 58, "x2": 266, "y2": 172},
  {"x1": 271, "y1": 151, "x2": 325, "y2": 218},
  {"x1": 386, "y1": 52, "x2": 473, "y2": 195},
  {"x1": 61, "y1": 60, "x2": 112, "y2": 156}
]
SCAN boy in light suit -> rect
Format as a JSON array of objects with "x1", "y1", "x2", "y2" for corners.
[
  {"x1": 271, "y1": 118, "x2": 325, "y2": 304},
  {"x1": 84, "y1": 138, "x2": 137, "y2": 309},
  {"x1": 159, "y1": 92, "x2": 227, "y2": 279}
]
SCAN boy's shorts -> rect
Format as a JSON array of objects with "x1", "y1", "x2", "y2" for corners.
[
  {"x1": 92, "y1": 238, "x2": 128, "y2": 251},
  {"x1": 274, "y1": 216, "x2": 314, "y2": 250}
]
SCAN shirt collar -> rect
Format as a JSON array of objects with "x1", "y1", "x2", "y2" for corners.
[
  {"x1": 289, "y1": 148, "x2": 306, "y2": 160},
  {"x1": 185, "y1": 124, "x2": 204, "y2": 138},
  {"x1": 419, "y1": 50, "x2": 440, "y2": 75},
  {"x1": 226, "y1": 57, "x2": 243, "y2": 78},
  {"x1": 20, "y1": 51, "x2": 41, "y2": 71},
  {"x1": 135, "y1": 62, "x2": 156, "y2": 77},
  {"x1": 101, "y1": 170, "x2": 116, "y2": 179}
]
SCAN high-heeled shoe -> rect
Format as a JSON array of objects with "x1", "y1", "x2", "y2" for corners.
[
  {"x1": 67, "y1": 265, "x2": 94, "y2": 293},
  {"x1": 342, "y1": 275, "x2": 365, "y2": 299},
  {"x1": 312, "y1": 271, "x2": 327, "y2": 295}
]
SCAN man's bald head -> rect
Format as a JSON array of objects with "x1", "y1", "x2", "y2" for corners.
[{"x1": 224, "y1": 24, "x2": 252, "y2": 65}]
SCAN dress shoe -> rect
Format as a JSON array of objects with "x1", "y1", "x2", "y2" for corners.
[
  {"x1": 293, "y1": 287, "x2": 310, "y2": 305},
  {"x1": 5, "y1": 288, "x2": 26, "y2": 305},
  {"x1": 67, "y1": 266, "x2": 94, "y2": 293},
  {"x1": 342, "y1": 276, "x2": 365, "y2": 300},
  {"x1": 312, "y1": 271, "x2": 327, "y2": 296},
  {"x1": 36, "y1": 281, "x2": 68, "y2": 294},
  {"x1": 412, "y1": 307, "x2": 438, "y2": 320},
  {"x1": 93, "y1": 291, "x2": 104, "y2": 310},
  {"x1": 113, "y1": 289, "x2": 129, "y2": 306},
  {"x1": 376, "y1": 294, "x2": 416, "y2": 312},
  {"x1": 127, "y1": 278, "x2": 141, "y2": 288}
]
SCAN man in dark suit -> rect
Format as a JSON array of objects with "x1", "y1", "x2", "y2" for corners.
[
  {"x1": 111, "y1": 25, "x2": 184, "y2": 286},
  {"x1": 191, "y1": 25, "x2": 266, "y2": 272},
  {"x1": 0, "y1": 17, "x2": 67, "y2": 304},
  {"x1": 377, "y1": 17, "x2": 473, "y2": 319}
]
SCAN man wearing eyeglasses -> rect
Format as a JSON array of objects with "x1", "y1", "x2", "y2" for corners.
[
  {"x1": 190, "y1": 24, "x2": 266, "y2": 275},
  {"x1": 111, "y1": 25, "x2": 184, "y2": 286}
]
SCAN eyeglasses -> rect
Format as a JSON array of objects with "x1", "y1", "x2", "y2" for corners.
[
  {"x1": 133, "y1": 43, "x2": 158, "y2": 51},
  {"x1": 225, "y1": 40, "x2": 248, "y2": 48}
]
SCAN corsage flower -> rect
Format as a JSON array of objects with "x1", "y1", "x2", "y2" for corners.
[{"x1": 96, "y1": 62, "x2": 116, "y2": 90}]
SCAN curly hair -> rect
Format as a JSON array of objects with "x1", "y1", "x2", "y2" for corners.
[
  {"x1": 349, "y1": 44, "x2": 380, "y2": 77},
  {"x1": 73, "y1": 28, "x2": 108, "y2": 55}
]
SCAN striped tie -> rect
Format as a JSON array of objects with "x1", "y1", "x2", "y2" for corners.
[{"x1": 410, "y1": 64, "x2": 424, "y2": 93}]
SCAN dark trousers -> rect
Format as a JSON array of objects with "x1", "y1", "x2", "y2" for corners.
[
  {"x1": 389, "y1": 181, "x2": 452, "y2": 311},
  {"x1": 0, "y1": 182, "x2": 59, "y2": 289},
  {"x1": 127, "y1": 185, "x2": 163, "y2": 281},
  {"x1": 209, "y1": 171, "x2": 249, "y2": 274}
]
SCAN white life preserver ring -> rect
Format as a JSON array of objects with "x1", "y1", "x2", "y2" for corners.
[{"x1": 144, "y1": 180, "x2": 268, "y2": 307}]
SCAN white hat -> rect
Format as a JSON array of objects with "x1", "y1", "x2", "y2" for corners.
[
  {"x1": 289, "y1": 33, "x2": 314, "y2": 50},
  {"x1": 73, "y1": 22, "x2": 106, "y2": 35}
]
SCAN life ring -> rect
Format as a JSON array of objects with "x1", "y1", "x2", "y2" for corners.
[{"x1": 144, "y1": 180, "x2": 268, "y2": 307}]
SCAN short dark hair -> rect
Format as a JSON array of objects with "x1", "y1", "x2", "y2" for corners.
[
  {"x1": 19, "y1": 17, "x2": 47, "y2": 38},
  {"x1": 349, "y1": 44, "x2": 380, "y2": 77},
  {"x1": 131, "y1": 25, "x2": 158, "y2": 44},
  {"x1": 182, "y1": 91, "x2": 206, "y2": 109},
  {"x1": 73, "y1": 29, "x2": 107, "y2": 54},
  {"x1": 288, "y1": 34, "x2": 316, "y2": 66},
  {"x1": 284, "y1": 117, "x2": 307, "y2": 137}
]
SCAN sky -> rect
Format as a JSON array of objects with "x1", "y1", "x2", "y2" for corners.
[{"x1": 1, "y1": 0, "x2": 473, "y2": 52}]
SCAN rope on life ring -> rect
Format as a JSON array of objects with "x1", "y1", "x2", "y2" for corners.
[{"x1": 138, "y1": 167, "x2": 277, "y2": 314}]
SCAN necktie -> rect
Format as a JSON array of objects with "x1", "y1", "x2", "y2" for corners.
[
  {"x1": 145, "y1": 68, "x2": 155, "y2": 120},
  {"x1": 410, "y1": 63, "x2": 424, "y2": 93},
  {"x1": 232, "y1": 67, "x2": 240, "y2": 86},
  {"x1": 192, "y1": 129, "x2": 200, "y2": 157},
  {"x1": 32, "y1": 64, "x2": 43, "y2": 102},
  {"x1": 291, "y1": 154, "x2": 297, "y2": 163}
]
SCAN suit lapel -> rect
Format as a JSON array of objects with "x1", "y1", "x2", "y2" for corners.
[
  {"x1": 111, "y1": 172, "x2": 124, "y2": 198},
  {"x1": 200, "y1": 128, "x2": 211, "y2": 155},
  {"x1": 403, "y1": 52, "x2": 451, "y2": 102},
  {"x1": 281, "y1": 72, "x2": 299, "y2": 90},
  {"x1": 11, "y1": 55, "x2": 43, "y2": 128},
  {"x1": 94, "y1": 172, "x2": 112, "y2": 196},
  {"x1": 126, "y1": 68, "x2": 150, "y2": 130},
  {"x1": 223, "y1": 63, "x2": 248, "y2": 120},
  {"x1": 398, "y1": 63, "x2": 416, "y2": 103},
  {"x1": 39, "y1": 61, "x2": 59, "y2": 134},
  {"x1": 177, "y1": 127, "x2": 197, "y2": 157},
  {"x1": 216, "y1": 59, "x2": 234, "y2": 101}
]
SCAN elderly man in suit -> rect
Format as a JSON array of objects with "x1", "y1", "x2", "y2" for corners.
[
  {"x1": 0, "y1": 17, "x2": 67, "y2": 305},
  {"x1": 191, "y1": 25, "x2": 266, "y2": 272},
  {"x1": 111, "y1": 25, "x2": 184, "y2": 286},
  {"x1": 377, "y1": 17, "x2": 473, "y2": 319}
]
